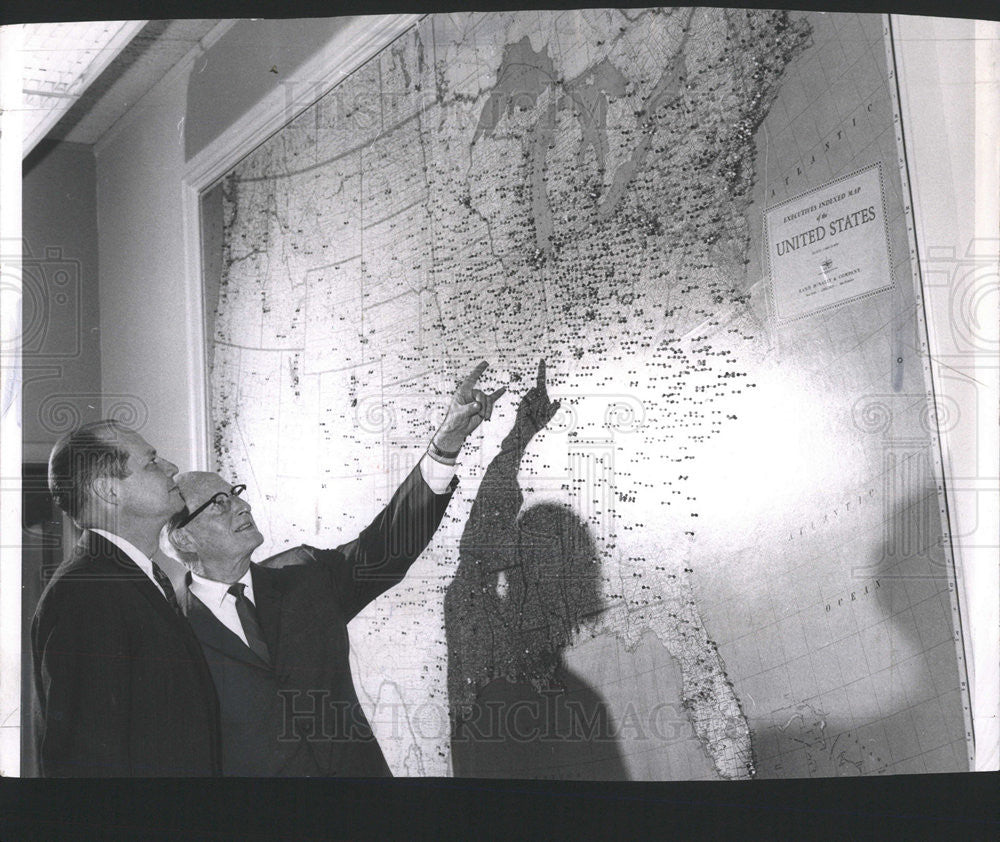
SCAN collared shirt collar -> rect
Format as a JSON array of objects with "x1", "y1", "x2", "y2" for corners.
[
  {"x1": 91, "y1": 527, "x2": 155, "y2": 579},
  {"x1": 189, "y1": 566, "x2": 255, "y2": 609}
]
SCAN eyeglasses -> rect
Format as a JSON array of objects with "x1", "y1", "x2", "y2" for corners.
[{"x1": 175, "y1": 484, "x2": 247, "y2": 529}]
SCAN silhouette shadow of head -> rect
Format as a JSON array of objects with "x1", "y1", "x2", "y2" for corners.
[
  {"x1": 499, "y1": 501, "x2": 604, "y2": 680},
  {"x1": 450, "y1": 501, "x2": 629, "y2": 780}
]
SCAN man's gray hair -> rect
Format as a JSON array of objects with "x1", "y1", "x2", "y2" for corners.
[{"x1": 159, "y1": 509, "x2": 197, "y2": 567}]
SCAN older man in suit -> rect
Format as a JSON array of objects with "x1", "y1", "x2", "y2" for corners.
[
  {"x1": 164, "y1": 362, "x2": 504, "y2": 775},
  {"x1": 31, "y1": 421, "x2": 220, "y2": 776}
]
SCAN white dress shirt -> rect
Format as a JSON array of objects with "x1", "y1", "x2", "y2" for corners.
[
  {"x1": 189, "y1": 567, "x2": 255, "y2": 646},
  {"x1": 418, "y1": 451, "x2": 456, "y2": 494},
  {"x1": 91, "y1": 527, "x2": 165, "y2": 595}
]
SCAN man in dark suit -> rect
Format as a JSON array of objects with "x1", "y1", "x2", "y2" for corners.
[
  {"x1": 164, "y1": 362, "x2": 505, "y2": 775},
  {"x1": 31, "y1": 421, "x2": 220, "y2": 776}
]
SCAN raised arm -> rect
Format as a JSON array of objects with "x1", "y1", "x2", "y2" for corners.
[
  {"x1": 461, "y1": 359, "x2": 561, "y2": 554},
  {"x1": 330, "y1": 462, "x2": 456, "y2": 619},
  {"x1": 325, "y1": 362, "x2": 507, "y2": 618},
  {"x1": 446, "y1": 359, "x2": 562, "y2": 715}
]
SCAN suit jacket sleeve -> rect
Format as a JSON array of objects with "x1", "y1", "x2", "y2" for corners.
[
  {"x1": 321, "y1": 462, "x2": 457, "y2": 621},
  {"x1": 32, "y1": 584, "x2": 132, "y2": 777}
]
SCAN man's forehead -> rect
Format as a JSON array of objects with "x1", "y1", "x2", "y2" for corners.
[{"x1": 176, "y1": 471, "x2": 233, "y2": 503}]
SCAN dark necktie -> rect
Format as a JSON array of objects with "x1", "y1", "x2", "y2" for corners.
[
  {"x1": 151, "y1": 563, "x2": 180, "y2": 614},
  {"x1": 228, "y1": 582, "x2": 271, "y2": 665}
]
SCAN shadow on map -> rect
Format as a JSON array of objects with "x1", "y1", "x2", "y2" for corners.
[
  {"x1": 447, "y1": 501, "x2": 628, "y2": 780},
  {"x1": 751, "y1": 489, "x2": 966, "y2": 778},
  {"x1": 444, "y1": 373, "x2": 627, "y2": 779}
]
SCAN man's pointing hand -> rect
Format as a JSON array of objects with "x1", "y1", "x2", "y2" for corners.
[{"x1": 432, "y1": 361, "x2": 507, "y2": 454}]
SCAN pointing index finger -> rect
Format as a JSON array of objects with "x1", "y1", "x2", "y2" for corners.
[
  {"x1": 536, "y1": 358, "x2": 546, "y2": 390},
  {"x1": 458, "y1": 361, "x2": 489, "y2": 397}
]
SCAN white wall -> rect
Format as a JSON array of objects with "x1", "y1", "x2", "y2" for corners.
[
  {"x1": 97, "y1": 74, "x2": 194, "y2": 469},
  {"x1": 894, "y1": 15, "x2": 999, "y2": 771}
]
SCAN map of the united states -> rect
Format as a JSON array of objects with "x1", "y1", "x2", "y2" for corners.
[{"x1": 210, "y1": 8, "x2": 971, "y2": 779}]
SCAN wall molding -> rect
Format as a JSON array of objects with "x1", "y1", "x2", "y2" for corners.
[
  {"x1": 94, "y1": 19, "x2": 238, "y2": 158},
  {"x1": 183, "y1": 14, "x2": 421, "y2": 191}
]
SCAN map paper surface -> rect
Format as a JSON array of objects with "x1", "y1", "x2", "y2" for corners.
[{"x1": 206, "y1": 9, "x2": 973, "y2": 779}]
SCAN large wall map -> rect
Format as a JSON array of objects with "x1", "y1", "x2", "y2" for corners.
[{"x1": 208, "y1": 8, "x2": 972, "y2": 778}]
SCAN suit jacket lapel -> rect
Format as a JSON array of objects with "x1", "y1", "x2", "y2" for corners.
[
  {"x1": 84, "y1": 531, "x2": 181, "y2": 629},
  {"x1": 183, "y1": 582, "x2": 272, "y2": 671}
]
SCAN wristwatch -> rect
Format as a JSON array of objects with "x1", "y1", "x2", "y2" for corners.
[{"x1": 427, "y1": 439, "x2": 461, "y2": 464}]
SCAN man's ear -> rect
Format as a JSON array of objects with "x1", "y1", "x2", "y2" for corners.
[
  {"x1": 169, "y1": 526, "x2": 196, "y2": 555},
  {"x1": 91, "y1": 476, "x2": 118, "y2": 507}
]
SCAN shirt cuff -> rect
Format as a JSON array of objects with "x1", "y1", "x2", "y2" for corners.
[{"x1": 419, "y1": 451, "x2": 457, "y2": 495}]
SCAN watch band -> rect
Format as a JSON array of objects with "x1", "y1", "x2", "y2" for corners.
[{"x1": 428, "y1": 439, "x2": 461, "y2": 461}]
